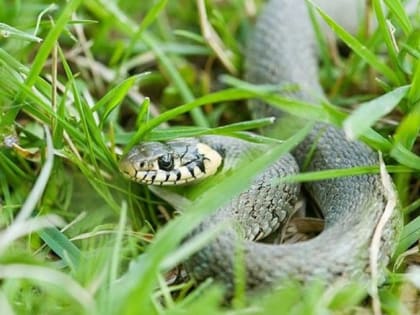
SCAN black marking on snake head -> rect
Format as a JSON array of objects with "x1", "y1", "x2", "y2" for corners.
[
  {"x1": 158, "y1": 154, "x2": 174, "y2": 171},
  {"x1": 180, "y1": 145, "x2": 189, "y2": 159},
  {"x1": 150, "y1": 172, "x2": 157, "y2": 184},
  {"x1": 197, "y1": 156, "x2": 208, "y2": 173},
  {"x1": 187, "y1": 164, "x2": 196, "y2": 178},
  {"x1": 141, "y1": 172, "x2": 148, "y2": 181},
  {"x1": 175, "y1": 169, "x2": 181, "y2": 181}
]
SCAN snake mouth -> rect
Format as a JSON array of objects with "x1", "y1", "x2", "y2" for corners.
[{"x1": 119, "y1": 141, "x2": 223, "y2": 185}]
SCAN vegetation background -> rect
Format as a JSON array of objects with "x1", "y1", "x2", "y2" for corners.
[{"x1": 0, "y1": 0, "x2": 419, "y2": 314}]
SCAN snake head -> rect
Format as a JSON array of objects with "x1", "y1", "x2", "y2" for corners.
[{"x1": 119, "y1": 138, "x2": 223, "y2": 185}]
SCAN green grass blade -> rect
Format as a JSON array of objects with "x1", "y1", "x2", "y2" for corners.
[
  {"x1": 307, "y1": 3, "x2": 333, "y2": 79},
  {"x1": 394, "y1": 216, "x2": 420, "y2": 257},
  {"x1": 383, "y1": 0, "x2": 412, "y2": 35},
  {"x1": 136, "y1": 97, "x2": 151, "y2": 128},
  {"x1": 59, "y1": 47, "x2": 115, "y2": 168},
  {"x1": 25, "y1": 0, "x2": 82, "y2": 88},
  {"x1": 403, "y1": 198, "x2": 420, "y2": 214},
  {"x1": 92, "y1": 74, "x2": 147, "y2": 113},
  {"x1": 309, "y1": 0, "x2": 400, "y2": 85},
  {"x1": 401, "y1": 42, "x2": 420, "y2": 59},
  {"x1": 0, "y1": 264, "x2": 95, "y2": 313},
  {"x1": 0, "y1": 151, "x2": 33, "y2": 182},
  {"x1": 393, "y1": 101, "x2": 420, "y2": 149},
  {"x1": 390, "y1": 142, "x2": 420, "y2": 170},
  {"x1": 407, "y1": 58, "x2": 420, "y2": 105},
  {"x1": 15, "y1": 126, "x2": 54, "y2": 222},
  {"x1": 3, "y1": 0, "x2": 82, "y2": 126},
  {"x1": 92, "y1": 73, "x2": 147, "y2": 125},
  {"x1": 125, "y1": 84, "x2": 394, "y2": 152},
  {"x1": 94, "y1": 0, "x2": 209, "y2": 128},
  {"x1": 0, "y1": 22, "x2": 42, "y2": 42},
  {"x1": 124, "y1": 88, "x2": 255, "y2": 150},
  {"x1": 143, "y1": 118, "x2": 275, "y2": 141},
  {"x1": 38, "y1": 227, "x2": 81, "y2": 268},
  {"x1": 277, "y1": 165, "x2": 411, "y2": 184},
  {"x1": 109, "y1": 202, "x2": 127, "y2": 284},
  {"x1": 121, "y1": 0, "x2": 168, "y2": 63},
  {"x1": 142, "y1": 33, "x2": 209, "y2": 127},
  {"x1": 372, "y1": 0, "x2": 406, "y2": 84},
  {"x1": 343, "y1": 86, "x2": 409, "y2": 140}
]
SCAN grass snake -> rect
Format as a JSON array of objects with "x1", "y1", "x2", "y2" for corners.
[{"x1": 120, "y1": 0, "x2": 401, "y2": 293}]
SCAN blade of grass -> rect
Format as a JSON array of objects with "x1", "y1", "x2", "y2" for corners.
[
  {"x1": 5, "y1": 72, "x2": 113, "y2": 166},
  {"x1": 308, "y1": 0, "x2": 400, "y2": 85},
  {"x1": 53, "y1": 81, "x2": 69, "y2": 149},
  {"x1": 124, "y1": 88, "x2": 256, "y2": 150},
  {"x1": 0, "y1": 22, "x2": 42, "y2": 42},
  {"x1": 343, "y1": 85, "x2": 409, "y2": 140},
  {"x1": 372, "y1": 0, "x2": 406, "y2": 83},
  {"x1": 59, "y1": 46, "x2": 115, "y2": 167},
  {"x1": 401, "y1": 42, "x2": 420, "y2": 59},
  {"x1": 37, "y1": 227, "x2": 81, "y2": 268},
  {"x1": 92, "y1": 73, "x2": 148, "y2": 126},
  {"x1": 142, "y1": 32, "x2": 209, "y2": 127},
  {"x1": 15, "y1": 126, "x2": 54, "y2": 222},
  {"x1": 392, "y1": 61, "x2": 420, "y2": 203},
  {"x1": 0, "y1": 290, "x2": 14, "y2": 315},
  {"x1": 393, "y1": 216, "x2": 420, "y2": 257},
  {"x1": 118, "y1": 0, "x2": 168, "y2": 69},
  {"x1": 383, "y1": 0, "x2": 412, "y2": 36},
  {"x1": 407, "y1": 58, "x2": 420, "y2": 105},
  {"x1": 109, "y1": 202, "x2": 127, "y2": 284},
  {"x1": 144, "y1": 118, "x2": 275, "y2": 141},
  {"x1": 276, "y1": 164, "x2": 411, "y2": 184},
  {"x1": 390, "y1": 142, "x2": 420, "y2": 170},
  {"x1": 24, "y1": 0, "x2": 82, "y2": 87},
  {"x1": 223, "y1": 76, "x2": 394, "y2": 150},
  {"x1": 307, "y1": 2, "x2": 333, "y2": 80},
  {"x1": 0, "y1": 48, "x2": 54, "y2": 112},
  {"x1": 0, "y1": 151, "x2": 33, "y2": 182},
  {"x1": 0, "y1": 264, "x2": 95, "y2": 313},
  {"x1": 95, "y1": 0, "x2": 209, "y2": 128},
  {"x1": 403, "y1": 198, "x2": 420, "y2": 215},
  {"x1": 4, "y1": 0, "x2": 82, "y2": 126},
  {"x1": 125, "y1": 85, "x2": 394, "y2": 152},
  {"x1": 136, "y1": 97, "x2": 151, "y2": 128}
]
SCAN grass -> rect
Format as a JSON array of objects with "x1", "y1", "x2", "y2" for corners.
[{"x1": 0, "y1": 0, "x2": 419, "y2": 314}]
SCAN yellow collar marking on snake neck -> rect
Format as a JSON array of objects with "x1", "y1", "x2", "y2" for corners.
[{"x1": 120, "y1": 141, "x2": 222, "y2": 185}]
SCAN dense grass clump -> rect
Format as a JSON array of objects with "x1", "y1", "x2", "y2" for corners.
[{"x1": 0, "y1": 0, "x2": 419, "y2": 314}]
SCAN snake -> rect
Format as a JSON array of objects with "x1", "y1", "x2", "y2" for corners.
[{"x1": 119, "y1": 0, "x2": 401, "y2": 293}]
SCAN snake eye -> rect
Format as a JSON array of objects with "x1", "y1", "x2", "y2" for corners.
[{"x1": 158, "y1": 154, "x2": 174, "y2": 171}]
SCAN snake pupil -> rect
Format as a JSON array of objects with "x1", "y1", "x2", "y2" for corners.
[{"x1": 158, "y1": 154, "x2": 174, "y2": 171}]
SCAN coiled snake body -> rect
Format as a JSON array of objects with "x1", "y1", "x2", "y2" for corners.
[{"x1": 120, "y1": 0, "x2": 401, "y2": 292}]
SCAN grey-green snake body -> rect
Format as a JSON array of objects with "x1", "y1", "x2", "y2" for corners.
[{"x1": 120, "y1": 0, "x2": 401, "y2": 293}]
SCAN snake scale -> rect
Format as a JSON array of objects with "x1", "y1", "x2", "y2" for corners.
[{"x1": 120, "y1": 0, "x2": 401, "y2": 293}]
